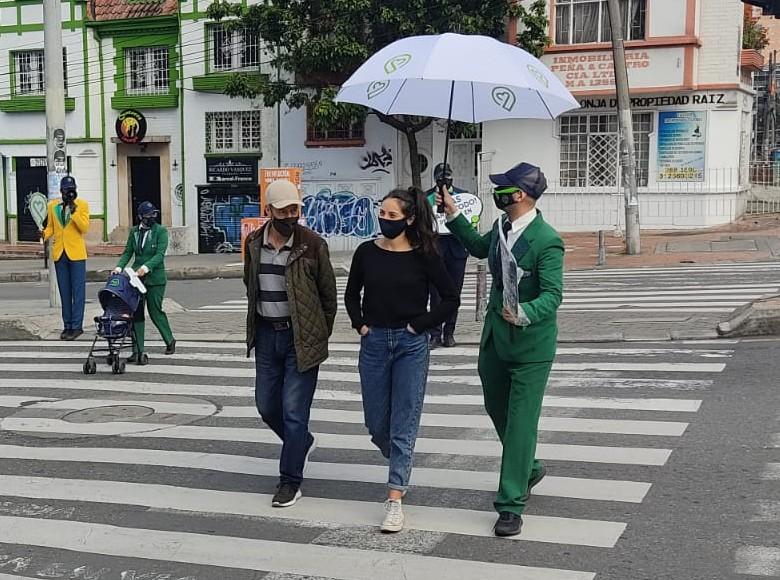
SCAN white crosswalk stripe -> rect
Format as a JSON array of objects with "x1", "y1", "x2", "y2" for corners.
[
  {"x1": 0, "y1": 340, "x2": 731, "y2": 578},
  {"x1": 195, "y1": 262, "x2": 780, "y2": 315}
]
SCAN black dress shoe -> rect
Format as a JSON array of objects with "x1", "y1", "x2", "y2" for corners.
[
  {"x1": 65, "y1": 329, "x2": 83, "y2": 341},
  {"x1": 429, "y1": 336, "x2": 443, "y2": 349},
  {"x1": 127, "y1": 353, "x2": 139, "y2": 364},
  {"x1": 521, "y1": 463, "x2": 548, "y2": 502},
  {"x1": 494, "y1": 512, "x2": 523, "y2": 537},
  {"x1": 60, "y1": 330, "x2": 70, "y2": 340},
  {"x1": 165, "y1": 339, "x2": 176, "y2": 355},
  {"x1": 443, "y1": 335, "x2": 456, "y2": 348}
]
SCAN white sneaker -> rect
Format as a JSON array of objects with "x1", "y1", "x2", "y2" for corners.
[{"x1": 380, "y1": 499, "x2": 404, "y2": 533}]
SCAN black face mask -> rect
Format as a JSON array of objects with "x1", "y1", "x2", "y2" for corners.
[
  {"x1": 272, "y1": 217, "x2": 298, "y2": 238},
  {"x1": 378, "y1": 218, "x2": 407, "y2": 240},
  {"x1": 140, "y1": 216, "x2": 156, "y2": 228},
  {"x1": 492, "y1": 187, "x2": 521, "y2": 211},
  {"x1": 61, "y1": 191, "x2": 77, "y2": 204}
]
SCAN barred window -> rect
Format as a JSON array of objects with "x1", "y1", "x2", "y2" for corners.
[
  {"x1": 555, "y1": 0, "x2": 646, "y2": 45},
  {"x1": 559, "y1": 112, "x2": 652, "y2": 188},
  {"x1": 14, "y1": 49, "x2": 67, "y2": 96},
  {"x1": 306, "y1": 107, "x2": 365, "y2": 145},
  {"x1": 206, "y1": 111, "x2": 261, "y2": 153},
  {"x1": 211, "y1": 24, "x2": 260, "y2": 72},
  {"x1": 126, "y1": 47, "x2": 169, "y2": 95}
]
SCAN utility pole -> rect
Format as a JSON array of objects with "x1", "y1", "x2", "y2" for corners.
[
  {"x1": 43, "y1": 0, "x2": 66, "y2": 307},
  {"x1": 606, "y1": 0, "x2": 640, "y2": 255}
]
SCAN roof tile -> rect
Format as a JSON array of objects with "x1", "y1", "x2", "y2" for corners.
[{"x1": 88, "y1": 0, "x2": 178, "y2": 21}]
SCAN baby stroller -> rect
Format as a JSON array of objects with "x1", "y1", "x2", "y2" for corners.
[{"x1": 83, "y1": 271, "x2": 146, "y2": 375}]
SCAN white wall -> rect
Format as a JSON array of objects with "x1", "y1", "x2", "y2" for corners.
[{"x1": 696, "y1": 0, "x2": 742, "y2": 85}]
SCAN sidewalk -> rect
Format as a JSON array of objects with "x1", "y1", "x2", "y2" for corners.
[{"x1": 2, "y1": 214, "x2": 779, "y2": 283}]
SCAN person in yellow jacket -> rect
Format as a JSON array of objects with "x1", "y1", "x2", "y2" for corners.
[{"x1": 42, "y1": 176, "x2": 90, "y2": 340}]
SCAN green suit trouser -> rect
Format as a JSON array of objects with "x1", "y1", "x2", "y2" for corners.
[
  {"x1": 133, "y1": 283, "x2": 174, "y2": 353},
  {"x1": 478, "y1": 335, "x2": 552, "y2": 515}
]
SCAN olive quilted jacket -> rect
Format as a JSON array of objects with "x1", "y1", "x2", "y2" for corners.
[{"x1": 244, "y1": 223, "x2": 338, "y2": 372}]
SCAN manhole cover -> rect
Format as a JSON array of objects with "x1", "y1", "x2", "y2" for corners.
[{"x1": 62, "y1": 405, "x2": 155, "y2": 423}]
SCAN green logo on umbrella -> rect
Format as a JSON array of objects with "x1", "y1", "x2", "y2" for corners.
[
  {"x1": 27, "y1": 191, "x2": 48, "y2": 230},
  {"x1": 367, "y1": 80, "x2": 391, "y2": 100},
  {"x1": 527, "y1": 65, "x2": 549, "y2": 88},
  {"x1": 492, "y1": 86, "x2": 517, "y2": 112},
  {"x1": 384, "y1": 53, "x2": 411, "y2": 74}
]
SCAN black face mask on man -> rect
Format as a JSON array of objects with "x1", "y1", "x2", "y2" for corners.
[
  {"x1": 272, "y1": 216, "x2": 298, "y2": 238},
  {"x1": 492, "y1": 187, "x2": 522, "y2": 211},
  {"x1": 61, "y1": 191, "x2": 77, "y2": 205},
  {"x1": 378, "y1": 218, "x2": 408, "y2": 240},
  {"x1": 140, "y1": 215, "x2": 157, "y2": 229}
]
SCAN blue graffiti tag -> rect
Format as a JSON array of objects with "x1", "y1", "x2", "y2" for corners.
[{"x1": 302, "y1": 189, "x2": 379, "y2": 238}]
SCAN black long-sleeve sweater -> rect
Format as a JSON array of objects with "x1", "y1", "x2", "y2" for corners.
[{"x1": 344, "y1": 241, "x2": 460, "y2": 333}]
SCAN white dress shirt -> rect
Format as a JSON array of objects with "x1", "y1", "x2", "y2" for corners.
[{"x1": 501, "y1": 207, "x2": 538, "y2": 249}]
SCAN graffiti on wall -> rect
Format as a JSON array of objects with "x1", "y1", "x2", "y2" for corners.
[
  {"x1": 360, "y1": 146, "x2": 393, "y2": 174},
  {"x1": 197, "y1": 188, "x2": 260, "y2": 253},
  {"x1": 302, "y1": 188, "x2": 379, "y2": 239},
  {"x1": 284, "y1": 160, "x2": 324, "y2": 176}
]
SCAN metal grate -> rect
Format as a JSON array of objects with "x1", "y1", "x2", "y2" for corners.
[
  {"x1": 13, "y1": 49, "x2": 68, "y2": 96},
  {"x1": 560, "y1": 112, "x2": 652, "y2": 188},
  {"x1": 555, "y1": 0, "x2": 646, "y2": 45},
  {"x1": 307, "y1": 108, "x2": 365, "y2": 142},
  {"x1": 126, "y1": 47, "x2": 169, "y2": 95},
  {"x1": 206, "y1": 111, "x2": 261, "y2": 153},
  {"x1": 211, "y1": 25, "x2": 260, "y2": 72}
]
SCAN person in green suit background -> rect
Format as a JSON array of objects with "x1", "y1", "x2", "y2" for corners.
[
  {"x1": 437, "y1": 162, "x2": 563, "y2": 538},
  {"x1": 114, "y1": 201, "x2": 176, "y2": 364}
]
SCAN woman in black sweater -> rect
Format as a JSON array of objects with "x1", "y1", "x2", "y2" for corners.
[{"x1": 344, "y1": 187, "x2": 459, "y2": 533}]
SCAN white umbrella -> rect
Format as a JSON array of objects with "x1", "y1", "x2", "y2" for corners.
[
  {"x1": 335, "y1": 33, "x2": 579, "y2": 123},
  {"x1": 334, "y1": 33, "x2": 579, "y2": 196}
]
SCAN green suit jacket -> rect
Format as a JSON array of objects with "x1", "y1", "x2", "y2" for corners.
[
  {"x1": 117, "y1": 223, "x2": 169, "y2": 287},
  {"x1": 447, "y1": 212, "x2": 564, "y2": 363}
]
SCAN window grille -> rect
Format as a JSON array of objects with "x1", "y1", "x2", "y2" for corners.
[
  {"x1": 126, "y1": 47, "x2": 170, "y2": 95},
  {"x1": 211, "y1": 25, "x2": 260, "y2": 72},
  {"x1": 206, "y1": 111, "x2": 262, "y2": 153},
  {"x1": 555, "y1": 0, "x2": 646, "y2": 45},
  {"x1": 14, "y1": 49, "x2": 67, "y2": 96}
]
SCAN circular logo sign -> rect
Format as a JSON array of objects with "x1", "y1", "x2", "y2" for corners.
[{"x1": 115, "y1": 109, "x2": 147, "y2": 144}]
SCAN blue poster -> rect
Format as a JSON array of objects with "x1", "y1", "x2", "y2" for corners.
[{"x1": 657, "y1": 111, "x2": 706, "y2": 181}]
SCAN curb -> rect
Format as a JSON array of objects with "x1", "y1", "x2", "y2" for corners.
[{"x1": 717, "y1": 294, "x2": 780, "y2": 338}]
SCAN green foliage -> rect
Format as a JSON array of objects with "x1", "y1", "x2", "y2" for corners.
[
  {"x1": 208, "y1": 0, "x2": 550, "y2": 186},
  {"x1": 743, "y1": 13, "x2": 770, "y2": 52}
]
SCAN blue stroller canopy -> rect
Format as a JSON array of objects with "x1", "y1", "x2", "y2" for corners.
[{"x1": 99, "y1": 273, "x2": 142, "y2": 314}]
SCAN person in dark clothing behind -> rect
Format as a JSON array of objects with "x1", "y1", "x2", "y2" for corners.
[
  {"x1": 344, "y1": 186, "x2": 459, "y2": 534},
  {"x1": 426, "y1": 163, "x2": 470, "y2": 348}
]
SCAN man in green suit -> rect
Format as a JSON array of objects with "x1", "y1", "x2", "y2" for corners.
[
  {"x1": 114, "y1": 201, "x2": 176, "y2": 363},
  {"x1": 437, "y1": 162, "x2": 563, "y2": 537}
]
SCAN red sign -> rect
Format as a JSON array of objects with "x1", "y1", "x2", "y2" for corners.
[
  {"x1": 240, "y1": 217, "x2": 269, "y2": 257},
  {"x1": 259, "y1": 167, "x2": 302, "y2": 215}
]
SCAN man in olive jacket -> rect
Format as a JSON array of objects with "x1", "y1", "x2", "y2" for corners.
[
  {"x1": 244, "y1": 179, "x2": 337, "y2": 509},
  {"x1": 114, "y1": 201, "x2": 176, "y2": 363},
  {"x1": 439, "y1": 162, "x2": 564, "y2": 538}
]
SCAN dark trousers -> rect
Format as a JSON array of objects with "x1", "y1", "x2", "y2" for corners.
[
  {"x1": 430, "y1": 235, "x2": 468, "y2": 340},
  {"x1": 254, "y1": 319, "x2": 319, "y2": 486},
  {"x1": 54, "y1": 253, "x2": 86, "y2": 331}
]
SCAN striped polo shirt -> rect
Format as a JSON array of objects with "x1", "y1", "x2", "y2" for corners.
[{"x1": 256, "y1": 227, "x2": 293, "y2": 321}]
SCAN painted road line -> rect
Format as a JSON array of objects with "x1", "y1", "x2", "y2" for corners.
[
  {"x1": 0, "y1": 445, "x2": 651, "y2": 502},
  {"x1": 750, "y1": 500, "x2": 780, "y2": 522},
  {"x1": 563, "y1": 287, "x2": 780, "y2": 297},
  {"x1": 563, "y1": 296, "x2": 765, "y2": 304},
  {"x1": 734, "y1": 546, "x2": 780, "y2": 577},
  {"x1": 760, "y1": 463, "x2": 780, "y2": 480},
  {"x1": 0, "y1": 377, "x2": 714, "y2": 397},
  {"x1": 0, "y1": 516, "x2": 595, "y2": 580},
  {"x1": 560, "y1": 302, "x2": 744, "y2": 309},
  {"x1": 0, "y1": 361, "x2": 726, "y2": 376},
  {"x1": 0, "y1": 476, "x2": 626, "y2": 548},
  {"x1": 0, "y1": 418, "x2": 673, "y2": 465},
  {"x1": 0, "y1": 389, "x2": 703, "y2": 414}
]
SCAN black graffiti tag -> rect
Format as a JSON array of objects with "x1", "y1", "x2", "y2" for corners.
[{"x1": 360, "y1": 146, "x2": 393, "y2": 174}]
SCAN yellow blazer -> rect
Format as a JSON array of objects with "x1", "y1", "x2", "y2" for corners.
[{"x1": 42, "y1": 198, "x2": 90, "y2": 261}]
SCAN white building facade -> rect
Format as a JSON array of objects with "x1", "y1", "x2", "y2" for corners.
[{"x1": 482, "y1": 0, "x2": 759, "y2": 231}]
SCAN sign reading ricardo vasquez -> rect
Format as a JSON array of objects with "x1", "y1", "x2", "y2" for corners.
[{"x1": 206, "y1": 157, "x2": 258, "y2": 184}]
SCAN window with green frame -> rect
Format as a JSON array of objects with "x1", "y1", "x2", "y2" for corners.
[
  {"x1": 208, "y1": 23, "x2": 260, "y2": 73},
  {"x1": 111, "y1": 32, "x2": 179, "y2": 110},
  {"x1": 11, "y1": 48, "x2": 68, "y2": 96}
]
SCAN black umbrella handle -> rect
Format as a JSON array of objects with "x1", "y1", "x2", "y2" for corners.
[{"x1": 438, "y1": 81, "x2": 455, "y2": 214}]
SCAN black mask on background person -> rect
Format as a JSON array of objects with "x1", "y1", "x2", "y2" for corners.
[
  {"x1": 61, "y1": 191, "x2": 77, "y2": 205},
  {"x1": 378, "y1": 218, "x2": 407, "y2": 239},
  {"x1": 140, "y1": 215, "x2": 156, "y2": 229},
  {"x1": 272, "y1": 216, "x2": 298, "y2": 238}
]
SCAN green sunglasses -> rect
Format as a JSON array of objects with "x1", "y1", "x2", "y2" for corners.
[{"x1": 493, "y1": 186, "x2": 522, "y2": 195}]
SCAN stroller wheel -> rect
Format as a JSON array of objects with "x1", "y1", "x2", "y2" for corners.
[
  {"x1": 106, "y1": 354, "x2": 116, "y2": 366},
  {"x1": 83, "y1": 359, "x2": 97, "y2": 375},
  {"x1": 111, "y1": 359, "x2": 125, "y2": 374}
]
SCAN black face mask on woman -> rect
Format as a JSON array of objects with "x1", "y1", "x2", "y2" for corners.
[
  {"x1": 272, "y1": 216, "x2": 298, "y2": 238},
  {"x1": 378, "y1": 218, "x2": 408, "y2": 239}
]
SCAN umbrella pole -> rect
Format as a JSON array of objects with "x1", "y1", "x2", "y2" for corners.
[{"x1": 437, "y1": 81, "x2": 455, "y2": 213}]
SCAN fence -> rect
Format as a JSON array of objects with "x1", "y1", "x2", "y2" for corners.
[{"x1": 746, "y1": 161, "x2": 780, "y2": 215}]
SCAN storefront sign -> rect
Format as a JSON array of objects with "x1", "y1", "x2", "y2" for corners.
[
  {"x1": 206, "y1": 157, "x2": 258, "y2": 184},
  {"x1": 579, "y1": 94, "x2": 728, "y2": 110},
  {"x1": 260, "y1": 167, "x2": 302, "y2": 213},
  {"x1": 115, "y1": 109, "x2": 147, "y2": 145},
  {"x1": 657, "y1": 111, "x2": 706, "y2": 182}
]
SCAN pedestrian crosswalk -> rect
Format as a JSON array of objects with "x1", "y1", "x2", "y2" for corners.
[
  {"x1": 195, "y1": 261, "x2": 780, "y2": 315},
  {"x1": 0, "y1": 339, "x2": 734, "y2": 578}
]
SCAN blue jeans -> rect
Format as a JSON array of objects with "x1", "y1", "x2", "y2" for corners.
[
  {"x1": 54, "y1": 253, "x2": 86, "y2": 331},
  {"x1": 254, "y1": 320, "x2": 319, "y2": 486},
  {"x1": 359, "y1": 327, "x2": 430, "y2": 491}
]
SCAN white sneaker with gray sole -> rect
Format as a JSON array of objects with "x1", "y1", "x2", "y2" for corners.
[{"x1": 380, "y1": 499, "x2": 405, "y2": 533}]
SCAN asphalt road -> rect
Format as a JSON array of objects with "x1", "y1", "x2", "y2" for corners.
[{"x1": 0, "y1": 336, "x2": 777, "y2": 579}]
